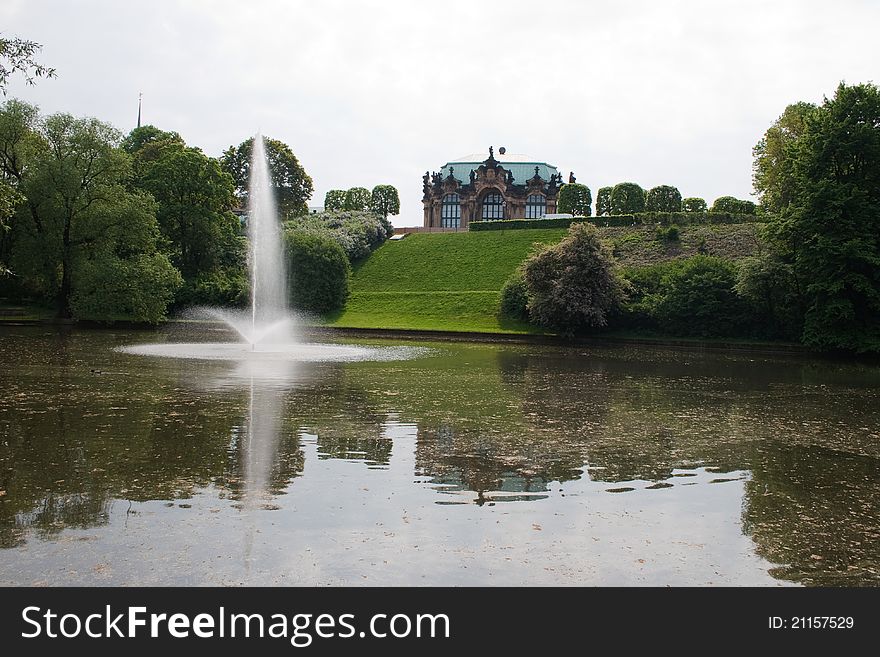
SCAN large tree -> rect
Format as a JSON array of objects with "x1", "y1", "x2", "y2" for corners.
[
  {"x1": 2, "y1": 104, "x2": 179, "y2": 320},
  {"x1": 761, "y1": 82, "x2": 880, "y2": 351},
  {"x1": 220, "y1": 136, "x2": 313, "y2": 217}
]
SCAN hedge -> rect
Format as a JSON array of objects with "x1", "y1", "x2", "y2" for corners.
[{"x1": 469, "y1": 212, "x2": 764, "y2": 231}]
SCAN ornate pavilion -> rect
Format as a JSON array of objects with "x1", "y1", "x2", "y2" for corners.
[{"x1": 422, "y1": 147, "x2": 568, "y2": 229}]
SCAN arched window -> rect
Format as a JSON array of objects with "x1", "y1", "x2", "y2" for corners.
[
  {"x1": 481, "y1": 193, "x2": 504, "y2": 220},
  {"x1": 441, "y1": 194, "x2": 460, "y2": 228},
  {"x1": 526, "y1": 194, "x2": 546, "y2": 219}
]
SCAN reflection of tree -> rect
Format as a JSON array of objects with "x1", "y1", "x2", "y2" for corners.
[{"x1": 742, "y1": 444, "x2": 880, "y2": 586}]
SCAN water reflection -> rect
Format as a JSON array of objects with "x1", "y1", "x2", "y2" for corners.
[{"x1": 1, "y1": 326, "x2": 879, "y2": 585}]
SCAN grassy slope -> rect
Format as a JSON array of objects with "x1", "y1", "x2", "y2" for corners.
[{"x1": 325, "y1": 224, "x2": 761, "y2": 333}]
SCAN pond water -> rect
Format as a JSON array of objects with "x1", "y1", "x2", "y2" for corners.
[{"x1": 1, "y1": 325, "x2": 878, "y2": 586}]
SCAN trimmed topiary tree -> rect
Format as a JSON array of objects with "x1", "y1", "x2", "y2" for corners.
[
  {"x1": 711, "y1": 196, "x2": 756, "y2": 214},
  {"x1": 557, "y1": 183, "x2": 592, "y2": 216},
  {"x1": 343, "y1": 187, "x2": 371, "y2": 211},
  {"x1": 522, "y1": 222, "x2": 626, "y2": 335},
  {"x1": 682, "y1": 197, "x2": 708, "y2": 213},
  {"x1": 284, "y1": 229, "x2": 351, "y2": 314},
  {"x1": 324, "y1": 189, "x2": 346, "y2": 212},
  {"x1": 595, "y1": 186, "x2": 612, "y2": 216},
  {"x1": 610, "y1": 182, "x2": 646, "y2": 214},
  {"x1": 645, "y1": 185, "x2": 682, "y2": 212}
]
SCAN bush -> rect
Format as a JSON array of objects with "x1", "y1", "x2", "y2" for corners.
[
  {"x1": 610, "y1": 182, "x2": 646, "y2": 214},
  {"x1": 469, "y1": 212, "x2": 760, "y2": 232},
  {"x1": 655, "y1": 224, "x2": 680, "y2": 242},
  {"x1": 645, "y1": 185, "x2": 682, "y2": 212},
  {"x1": 287, "y1": 210, "x2": 389, "y2": 262},
  {"x1": 499, "y1": 269, "x2": 529, "y2": 320},
  {"x1": 557, "y1": 183, "x2": 592, "y2": 216},
  {"x1": 711, "y1": 196, "x2": 757, "y2": 214},
  {"x1": 174, "y1": 267, "x2": 248, "y2": 308},
  {"x1": 682, "y1": 197, "x2": 708, "y2": 213},
  {"x1": 652, "y1": 256, "x2": 748, "y2": 337},
  {"x1": 522, "y1": 222, "x2": 627, "y2": 335},
  {"x1": 283, "y1": 229, "x2": 350, "y2": 314}
]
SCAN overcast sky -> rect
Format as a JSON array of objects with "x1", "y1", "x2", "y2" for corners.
[{"x1": 3, "y1": 0, "x2": 878, "y2": 225}]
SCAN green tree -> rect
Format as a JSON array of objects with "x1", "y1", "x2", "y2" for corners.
[
  {"x1": 595, "y1": 186, "x2": 612, "y2": 216},
  {"x1": 120, "y1": 125, "x2": 184, "y2": 160},
  {"x1": 763, "y1": 82, "x2": 880, "y2": 351},
  {"x1": 735, "y1": 253, "x2": 802, "y2": 339},
  {"x1": 752, "y1": 102, "x2": 816, "y2": 214},
  {"x1": 343, "y1": 187, "x2": 371, "y2": 211},
  {"x1": 220, "y1": 136, "x2": 313, "y2": 217},
  {"x1": 0, "y1": 36, "x2": 56, "y2": 93},
  {"x1": 645, "y1": 185, "x2": 682, "y2": 212},
  {"x1": 284, "y1": 228, "x2": 350, "y2": 313},
  {"x1": 711, "y1": 196, "x2": 756, "y2": 214},
  {"x1": 610, "y1": 182, "x2": 646, "y2": 214},
  {"x1": 370, "y1": 184, "x2": 400, "y2": 218},
  {"x1": 557, "y1": 183, "x2": 592, "y2": 216},
  {"x1": 682, "y1": 197, "x2": 707, "y2": 213},
  {"x1": 6, "y1": 109, "x2": 179, "y2": 319},
  {"x1": 522, "y1": 222, "x2": 626, "y2": 335},
  {"x1": 324, "y1": 189, "x2": 346, "y2": 211},
  {"x1": 0, "y1": 99, "x2": 40, "y2": 275}
]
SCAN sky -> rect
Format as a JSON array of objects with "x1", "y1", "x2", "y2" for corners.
[{"x1": 2, "y1": 0, "x2": 878, "y2": 226}]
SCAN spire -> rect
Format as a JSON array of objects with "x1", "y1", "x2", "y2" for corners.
[{"x1": 137, "y1": 92, "x2": 142, "y2": 128}]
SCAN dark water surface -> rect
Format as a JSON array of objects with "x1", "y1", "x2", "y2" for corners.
[{"x1": 1, "y1": 325, "x2": 878, "y2": 586}]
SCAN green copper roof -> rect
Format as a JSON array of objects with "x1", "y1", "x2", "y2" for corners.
[{"x1": 440, "y1": 153, "x2": 558, "y2": 186}]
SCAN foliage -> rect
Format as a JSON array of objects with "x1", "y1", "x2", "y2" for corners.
[
  {"x1": 711, "y1": 196, "x2": 756, "y2": 214},
  {"x1": 655, "y1": 224, "x2": 679, "y2": 242},
  {"x1": 761, "y1": 82, "x2": 880, "y2": 352},
  {"x1": 120, "y1": 124, "x2": 183, "y2": 158},
  {"x1": 324, "y1": 189, "x2": 346, "y2": 212},
  {"x1": 645, "y1": 185, "x2": 682, "y2": 212},
  {"x1": 610, "y1": 182, "x2": 646, "y2": 215},
  {"x1": 471, "y1": 211, "x2": 760, "y2": 232},
  {"x1": 343, "y1": 186, "x2": 371, "y2": 211},
  {"x1": 682, "y1": 197, "x2": 708, "y2": 213},
  {"x1": 283, "y1": 228, "x2": 350, "y2": 314},
  {"x1": 649, "y1": 256, "x2": 748, "y2": 337},
  {"x1": 0, "y1": 36, "x2": 56, "y2": 93},
  {"x1": 220, "y1": 136, "x2": 313, "y2": 217},
  {"x1": 595, "y1": 186, "x2": 612, "y2": 216},
  {"x1": 288, "y1": 209, "x2": 389, "y2": 262},
  {"x1": 735, "y1": 253, "x2": 802, "y2": 339},
  {"x1": 752, "y1": 102, "x2": 816, "y2": 214},
  {"x1": 521, "y1": 222, "x2": 626, "y2": 335},
  {"x1": 499, "y1": 269, "x2": 529, "y2": 320},
  {"x1": 370, "y1": 184, "x2": 400, "y2": 218},
  {"x1": 557, "y1": 183, "x2": 592, "y2": 216}
]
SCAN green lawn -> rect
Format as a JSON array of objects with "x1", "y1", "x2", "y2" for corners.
[{"x1": 325, "y1": 230, "x2": 566, "y2": 333}]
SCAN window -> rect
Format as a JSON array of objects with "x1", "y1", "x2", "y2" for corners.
[
  {"x1": 441, "y1": 194, "x2": 460, "y2": 228},
  {"x1": 526, "y1": 194, "x2": 546, "y2": 219},
  {"x1": 481, "y1": 193, "x2": 504, "y2": 220}
]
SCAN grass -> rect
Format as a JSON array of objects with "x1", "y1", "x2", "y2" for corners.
[{"x1": 324, "y1": 225, "x2": 763, "y2": 334}]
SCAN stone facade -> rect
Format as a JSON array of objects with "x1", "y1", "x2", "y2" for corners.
[{"x1": 422, "y1": 148, "x2": 565, "y2": 229}]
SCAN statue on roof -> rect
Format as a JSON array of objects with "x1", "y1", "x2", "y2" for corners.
[
  {"x1": 489, "y1": 146, "x2": 494, "y2": 158},
  {"x1": 569, "y1": 172, "x2": 576, "y2": 184},
  {"x1": 423, "y1": 171, "x2": 430, "y2": 192},
  {"x1": 534, "y1": 166, "x2": 540, "y2": 177},
  {"x1": 506, "y1": 169, "x2": 514, "y2": 184},
  {"x1": 469, "y1": 169, "x2": 476, "y2": 184}
]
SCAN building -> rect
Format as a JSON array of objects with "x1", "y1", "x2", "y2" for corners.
[{"x1": 422, "y1": 147, "x2": 568, "y2": 229}]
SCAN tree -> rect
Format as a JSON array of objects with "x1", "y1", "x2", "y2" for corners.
[
  {"x1": 762, "y1": 82, "x2": 880, "y2": 351},
  {"x1": 120, "y1": 124, "x2": 184, "y2": 159},
  {"x1": 645, "y1": 185, "x2": 682, "y2": 212},
  {"x1": 753, "y1": 102, "x2": 816, "y2": 214},
  {"x1": 711, "y1": 196, "x2": 756, "y2": 214},
  {"x1": 735, "y1": 253, "x2": 802, "y2": 339},
  {"x1": 522, "y1": 222, "x2": 626, "y2": 335},
  {"x1": 682, "y1": 197, "x2": 708, "y2": 213},
  {"x1": 0, "y1": 99, "x2": 40, "y2": 275},
  {"x1": 557, "y1": 183, "x2": 592, "y2": 216},
  {"x1": 220, "y1": 136, "x2": 313, "y2": 217},
  {"x1": 610, "y1": 182, "x2": 646, "y2": 214},
  {"x1": 0, "y1": 36, "x2": 56, "y2": 93},
  {"x1": 4, "y1": 106, "x2": 179, "y2": 319},
  {"x1": 324, "y1": 189, "x2": 346, "y2": 211},
  {"x1": 284, "y1": 228, "x2": 350, "y2": 313},
  {"x1": 595, "y1": 186, "x2": 612, "y2": 216},
  {"x1": 370, "y1": 184, "x2": 400, "y2": 219},
  {"x1": 343, "y1": 187, "x2": 370, "y2": 211}
]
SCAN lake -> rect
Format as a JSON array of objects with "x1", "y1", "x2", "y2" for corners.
[{"x1": 1, "y1": 325, "x2": 878, "y2": 586}]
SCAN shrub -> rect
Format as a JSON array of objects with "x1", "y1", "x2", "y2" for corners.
[
  {"x1": 682, "y1": 197, "x2": 708, "y2": 213},
  {"x1": 645, "y1": 185, "x2": 682, "y2": 212},
  {"x1": 610, "y1": 182, "x2": 646, "y2": 214},
  {"x1": 522, "y1": 222, "x2": 627, "y2": 335},
  {"x1": 557, "y1": 183, "x2": 592, "y2": 216},
  {"x1": 287, "y1": 210, "x2": 389, "y2": 262},
  {"x1": 499, "y1": 269, "x2": 529, "y2": 320},
  {"x1": 655, "y1": 224, "x2": 680, "y2": 242},
  {"x1": 283, "y1": 229, "x2": 350, "y2": 314}
]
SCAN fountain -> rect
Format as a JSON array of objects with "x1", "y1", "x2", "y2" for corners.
[{"x1": 121, "y1": 134, "x2": 427, "y2": 365}]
